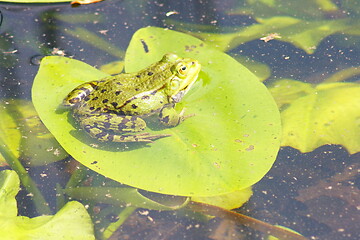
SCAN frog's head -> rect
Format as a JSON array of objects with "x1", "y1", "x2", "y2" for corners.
[{"x1": 164, "y1": 53, "x2": 201, "y2": 103}]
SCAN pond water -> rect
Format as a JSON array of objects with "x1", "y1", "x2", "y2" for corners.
[{"x1": 0, "y1": 1, "x2": 359, "y2": 240}]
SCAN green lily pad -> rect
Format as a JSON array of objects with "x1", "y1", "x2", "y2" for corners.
[
  {"x1": 32, "y1": 27, "x2": 281, "y2": 197},
  {"x1": 269, "y1": 80, "x2": 360, "y2": 154},
  {"x1": 0, "y1": 170, "x2": 94, "y2": 240}
]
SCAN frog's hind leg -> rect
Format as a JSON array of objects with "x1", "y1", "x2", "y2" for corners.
[{"x1": 79, "y1": 113, "x2": 170, "y2": 143}]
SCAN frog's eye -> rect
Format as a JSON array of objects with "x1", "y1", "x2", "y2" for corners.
[{"x1": 178, "y1": 65, "x2": 188, "y2": 76}]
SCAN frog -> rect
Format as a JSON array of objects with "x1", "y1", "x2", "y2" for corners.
[{"x1": 63, "y1": 53, "x2": 201, "y2": 143}]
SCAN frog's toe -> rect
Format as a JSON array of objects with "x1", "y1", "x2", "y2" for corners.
[
  {"x1": 131, "y1": 133, "x2": 171, "y2": 143},
  {"x1": 110, "y1": 132, "x2": 171, "y2": 143}
]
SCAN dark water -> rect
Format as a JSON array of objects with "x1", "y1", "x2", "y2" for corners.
[{"x1": 0, "y1": 1, "x2": 359, "y2": 239}]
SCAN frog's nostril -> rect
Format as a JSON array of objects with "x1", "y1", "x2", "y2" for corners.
[{"x1": 191, "y1": 61, "x2": 195, "y2": 65}]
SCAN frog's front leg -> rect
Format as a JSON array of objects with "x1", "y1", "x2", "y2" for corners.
[
  {"x1": 78, "y1": 112, "x2": 170, "y2": 143},
  {"x1": 63, "y1": 81, "x2": 102, "y2": 106},
  {"x1": 159, "y1": 104, "x2": 194, "y2": 127}
]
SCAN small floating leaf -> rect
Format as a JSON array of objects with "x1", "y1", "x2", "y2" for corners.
[
  {"x1": 192, "y1": 187, "x2": 252, "y2": 210},
  {"x1": 191, "y1": 16, "x2": 360, "y2": 54},
  {"x1": 270, "y1": 80, "x2": 360, "y2": 153},
  {"x1": 0, "y1": 170, "x2": 94, "y2": 240},
  {"x1": 0, "y1": 99, "x2": 68, "y2": 166}
]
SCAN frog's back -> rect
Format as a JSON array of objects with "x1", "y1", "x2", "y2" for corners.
[
  {"x1": 75, "y1": 59, "x2": 175, "y2": 114},
  {"x1": 94, "y1": 59, "x2": 175, "y2": 104}
]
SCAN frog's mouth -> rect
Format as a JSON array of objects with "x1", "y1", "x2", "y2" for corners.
[{"x1": 171, "y1": 60, "x2": 201, "y2": 103}]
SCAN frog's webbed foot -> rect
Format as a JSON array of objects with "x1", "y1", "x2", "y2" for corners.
[{"x1": 159, "y1": 106, "x2": 194, "y2": 127}]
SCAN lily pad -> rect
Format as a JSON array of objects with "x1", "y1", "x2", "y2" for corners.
[
  {"x1": 0, "y1": 170, "x2": 94, "y2": 240},
  {"x1": 270, "y1": 80, "x2": 360, "y2": 154},
  {"x1": 32, "y1": 27, "x2": 281, "y2": 196}
]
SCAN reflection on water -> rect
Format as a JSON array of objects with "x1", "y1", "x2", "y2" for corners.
[{"x1": 0, "y1": 1, "x2": 359, "y2": 239}]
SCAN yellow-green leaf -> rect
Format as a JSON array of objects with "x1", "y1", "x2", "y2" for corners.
[
  {"x1": 192, "y1": 187, "x2": 252, "y2": 210},
  {"x1": 0, "y1": 99, "x2": 68, "y2": 166},
  {"x1": 270, "y1": 80, "x2": 360, "y2": 153},
  {"x1": 0, "y1": 170, "x2": 94, "y2": 240},
  {"x1": 191, "y1": 16, "x2": 359, "y2": 54}
]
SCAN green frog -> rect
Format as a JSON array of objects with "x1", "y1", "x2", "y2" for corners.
[{"x1": 63, "y1": 53, "x2": 201, "y2": 143}]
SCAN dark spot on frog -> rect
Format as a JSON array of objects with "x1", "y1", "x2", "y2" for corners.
[
  {"x1": 89, "y1": 82, "x2": 98, "y2": 88},
  {"x1": 147, "y1": 72, "x2": 153, "y2": 76},
  {"x1": 115, "y1": 91, "x2": 122, "y2": 96},
  {"x1": 161, "y1": 116, "x2": 170, "y2": 124},
  {"x1": 93, "y1": 96, "x2": 98, "y2": 101},
  {"x1": 141, "y1": 95, "x2": 150, "y2": 100},
  {"x1": 125, "y1": 98, "x2": 137, "y2": 104},
  {"x1": 122, "y1": 118, "x2": 130, "y2": 124},
  {"x1": 150, "y1": 90, "x2": 157, "y2": 95},
  {"x1": 118, "y1": 119, "x2": 130, "y2": 130},
  {"x1": 89, "y1": 107, "x2": 95, "y2": 110},
  {"x1": 132, "y1": 104, "x2": 138, "y2": 109},
  {"x1": 107, "y1": 135, "x2": 114, "y2": 141},
  {"x1": 102, "y1": 99, "x2": 109, "y2": 103},
  {"x1": 136, "y1": 75, "x2": 141, "y2": 78},
  {"x1": 135, "y1": 88, "x2": 140, "y2": 91},
  {"x1": 84, "y1": 96, "x2": 90, "y2": 101},
  {"x1": 95, "y1": 132, "x2": 107, "y2": 139},
  {"x1": 111, "y1": 102, "x2": 118, "y2": 108},
  {"x1": 91, "y1": 161, "x2": 98, "y2": 164},
  {"x1": 101, "y1": 89, "x2": 107, "y2": 93},
  {"x1": 84, "y1": 125, "x2": 92, "y2": 133},
  {"x1": 103, "y1": 122, "x2": 111, "y2": 129},
  {"x1": 116, "y1": 82, "x2": 122, "y2": 85}
]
